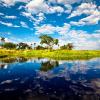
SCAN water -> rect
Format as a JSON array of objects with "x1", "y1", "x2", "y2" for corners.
[{"x1": 0, "y1": 57, "x2": 100, "y2": 100}]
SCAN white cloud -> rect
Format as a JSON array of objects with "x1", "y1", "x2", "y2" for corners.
[
  {"x1": 64, "y1": 4, "x2": 72, "y2": 13},
  {"x1": 35, "y1": 24, "x2": 55, "y2": 35},
  {"x1": 50, "y1": 6, "x2": 64, "y2": 13},
  {"x1": 21, "y1": 12, "x2": 45, "y2": 25},
  {"x1": 0, "y1": 12, "x2": 4, "y2": 16},
  {"x1": 0, "y1": 21, "x2": 20, "y2": 27},
  {"x1": 26, "y1": 0, "x2": 49, "y2": 14},
  {"x1": 5, "y1": 15, "x2": 17, "y2": 19},
  {"x1": 68, "y1": 3, "x2": 100, "y2": 25},
  {"x1": 49, "y1": 0, "x2": 81, "y2": 4},
  {"x1": 21, "y1": 12, "x2": 32, "y2": 17},
  {"x1": 21, "y1": 11, "x2": 36, "y2": 21},
  {"x1": 35, "y1": 23, "x2": 70, "y2": 35},
  {"x1": 2, "y1": 0, "x2": 14, "y2": 6},
  {"x1": 0, "y1": 21, "x2": 13, "y2": 27},
  {"x1": 35, "y1": 13, "x2": 45, "y2": 24},
  {"x1": 20, "y1": 21, "x2": 29, "y2": 28},
  {"x1": 25, "y1": 0, "x2": 72, "y2": 14},
  {"x1": 68, "y1": 3, "x2": 97, "y2": 18},
  {"x1": 1, "y1": 0, "x2": 30, "y2": 6},
  {"x1": 2, "y1": 0, "x2": 80, "y2": 6}
]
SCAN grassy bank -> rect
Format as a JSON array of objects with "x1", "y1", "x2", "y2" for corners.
[{"x1": 0, "y1": 49, "x2": 100, "y2": 60}]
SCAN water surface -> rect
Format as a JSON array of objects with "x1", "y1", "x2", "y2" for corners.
[{"x1": 0, "y1": 57, "x2": 100, "y2": 100}]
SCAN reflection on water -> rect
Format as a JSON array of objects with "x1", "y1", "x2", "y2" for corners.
[{"x1": 0, "y1": 57, "x2": 100, "y2": 100}]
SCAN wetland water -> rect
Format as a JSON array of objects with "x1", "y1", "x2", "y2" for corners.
[{"x1": 0, "y1": 57, "x2": 100, "y2": 100}]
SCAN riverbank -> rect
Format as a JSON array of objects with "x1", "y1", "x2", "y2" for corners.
[{"x1": 0, "y1": 49, "x2": 100, "y2": 60}]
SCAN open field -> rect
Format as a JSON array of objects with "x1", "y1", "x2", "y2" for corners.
[{"x1": 0, "y1": 49, "x2": 100, "y2": 60}]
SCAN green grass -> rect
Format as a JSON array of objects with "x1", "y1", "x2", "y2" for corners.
[{"x1": 0, "y1": 49, "x2": 100, "y2": 60}]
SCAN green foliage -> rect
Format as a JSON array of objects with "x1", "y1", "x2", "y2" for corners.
[
  {"x1": 53, "y1": 39, "x2": 58, "y2": 45},
  {"x1": 39, "y1": 35, "x2": 54, "y2": 48},
  {"x1": 67, "y1": 43, "x2": 74, "y2": 50},
  {"x1": 2, "y1": 42, "x2": 16, "y2": 49},
  {"x1": 0, "y1": 37, "x2": 5, "y2": 42},
  {"x1": 60, "y1": 45, "x2": 67, "y2": 49},
  {"x1": 39, "y1": 34, "x2": 59, "y2": 49},
  {"x1": 60, "y1": 43, "x2": 74, "y2": 50},
  {"x1": 35, "y1": 45, "x2": 47, "y2": 50},
  {"x1": 17, "y1": 42, "x2": 32, "y2": 49}
]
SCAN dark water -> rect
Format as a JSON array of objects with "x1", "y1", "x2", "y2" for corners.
[{"x1": 0, "y1": 57, "x2": 100, "y2": 100}]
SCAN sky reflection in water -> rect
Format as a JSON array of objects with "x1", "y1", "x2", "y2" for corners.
[{"x1": 0, "y1": 57, "x2": 100, "y2": 100}]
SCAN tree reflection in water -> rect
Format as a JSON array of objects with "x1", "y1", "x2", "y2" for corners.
[
  {"x1": 0, "y1": 57, "x2": 28, "y2": 64},
  {"x1": 40, "y1": 60, "x2": 59, "y2": 71}
]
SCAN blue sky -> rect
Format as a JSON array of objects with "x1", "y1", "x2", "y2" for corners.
[{"x1": 0, "y1": 0, "x2": 100, "y2": 50}]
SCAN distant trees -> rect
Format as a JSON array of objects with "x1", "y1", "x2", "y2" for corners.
[
  {"x1": 2, "y1": 42, "x2": 16, "y2": 49},
  {"x1": 60, "y1": 43, "x2": 74, "y2": 50},
  {"x1": 39, "y1": 35, "x2": 58, "y2": 49},
  {"x1": 40, "y1": 60, "x2": 59, "y2": 71},
  {"x1": 0, "y1": 36, "x2": 74, "y2": 50},
  {"x1": 17, "y1": 42, "x2": 32, "y2": 49},
  {"x1": 35, "y1": 45, "x2": 47, "y2": 50}
]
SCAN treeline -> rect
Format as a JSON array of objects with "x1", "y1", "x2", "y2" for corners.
[{"x1": 0, "y1": 35, "x2": 74, "y2": 50}]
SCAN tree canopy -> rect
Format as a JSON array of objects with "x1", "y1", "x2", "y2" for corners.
[{"x1": 39, "y1": 34, "x2": 58, "y2": 49}]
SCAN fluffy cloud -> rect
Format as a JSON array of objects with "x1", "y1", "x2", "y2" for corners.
[
  {"x1": 21, "y1": 12, "x2": 45, "y2": 25},
  {"x1": 1, "y1": 0, "x2": 30, "y2": 6},
  {"x1": 2, "y1": 0, "x2": 14, "y2": 6},
  {"x1": 35, "y1": 23, "x2": 70, "y2": 35},
  {"x1": 26, "y1": 0, "x2": 49, "y2": 14},
  {"x1": 35, "y1": 24, "x2": 56, "y2": 35},
  {"x1": 25, "y1": 0, "x2": 73, "y2": 14},
  {"x1": 69, "y1": 3, "x2": 100, "y2": 25}
]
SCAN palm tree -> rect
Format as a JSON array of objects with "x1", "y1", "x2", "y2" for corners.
[
  {"x1": 0, "y1": 37, "x2": 5, "y2": 43},
  {"x1": 0, "y1": 37, "x2": 5, "y2": 48},
  {"x1": 33, "y1": 42, "x2": 36, "y2": 50}
]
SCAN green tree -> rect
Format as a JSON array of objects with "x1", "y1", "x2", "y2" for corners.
[
  {"x1": 2, "y1": 42, "x2": 16, "y2": 49},
  {"x1": 35, "y1": 45, "x2": 46, "y2": 50},
  {"x1": 0, "y1": 37, "x2": 5, "y2": 43},
  {"x1": 60, "y1": 43, "x2": 74, "y2": 50},
  {"x1": 53, "y1": 39, "x2": 58, "y2": 45},
  {"x1": 17, "y1": 42, "x2": 32, "y2": 49},
  {"x1": 39, "y1": 35, "x2": 58, "y2": 49},
  {"x1": 60, "y1": 45, "x2": 67, "y2": 50},
  {"x1": 66, "y1": 43, "x2": 74, "y2": 50}
]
